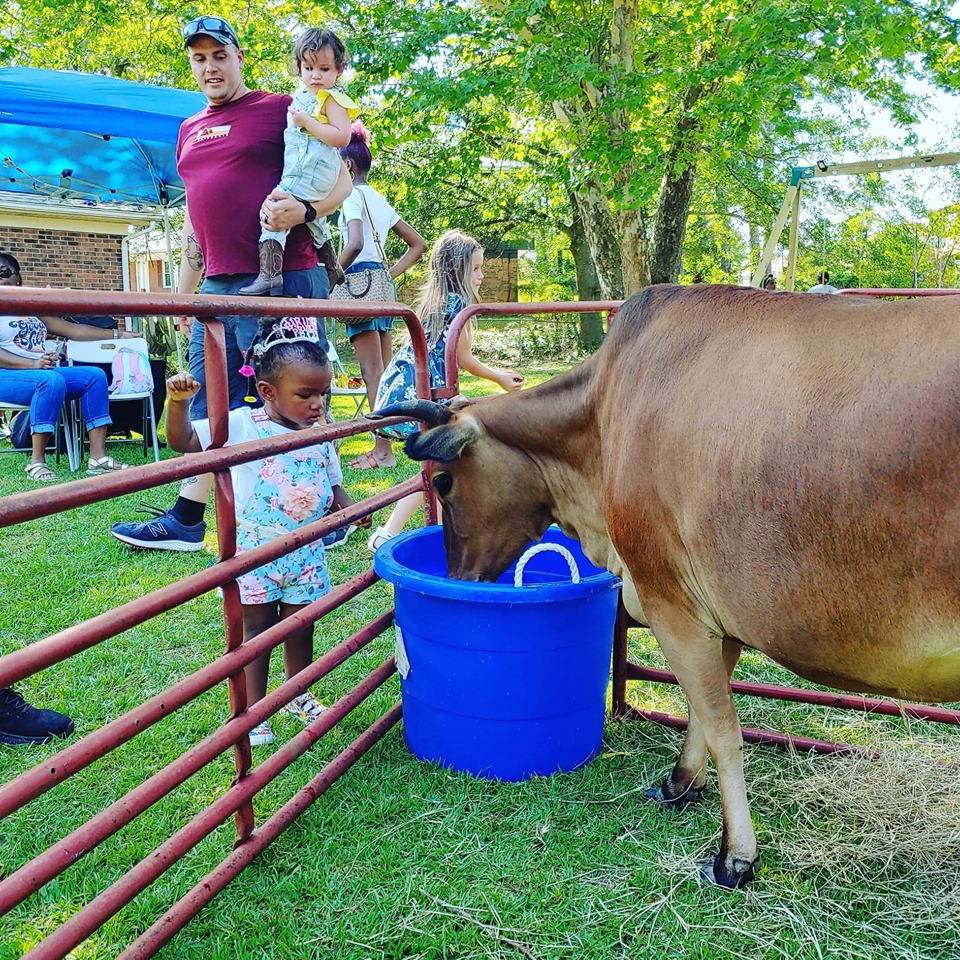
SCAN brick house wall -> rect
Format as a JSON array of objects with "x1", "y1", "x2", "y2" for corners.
[
  {"x1": 0, "y1": 224, "x2": 123, "y2": 290},
  {"x1": 1, "y1": 214, "x2": 523, "y2": 298}
]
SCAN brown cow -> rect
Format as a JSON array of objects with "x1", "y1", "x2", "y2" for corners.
[{"x1": 371, "y1": 284, "x2": 960, "y2": 888}]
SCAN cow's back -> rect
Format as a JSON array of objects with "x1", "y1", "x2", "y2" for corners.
[{"x1": 595, "y1": 286, "x2": 960, "y2": 701}]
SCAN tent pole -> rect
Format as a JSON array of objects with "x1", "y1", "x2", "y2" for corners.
[
  {"x1": 121, "y1": 234, "x2": 131, "y2": 294},
  {"x1": 162, "y1": 208, "x2": 183, "y2": 368},
  {"x1": 120, "y1": 232, "x2": 132, "y2": 334}
]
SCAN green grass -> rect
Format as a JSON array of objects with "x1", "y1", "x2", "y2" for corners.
[{"x1": 2, "y1": 363, "x2": 960, "y2": 959}]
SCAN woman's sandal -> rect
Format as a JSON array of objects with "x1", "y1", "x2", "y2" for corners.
[
  {"x1": 87, "y1": 456, "x2": 131, "y2": 475},
  {"x1": 366, "y1": 526, "x2": 395, "y2": 553},
  {"x1": 24, "y1": 462, "x2": 57, "y2": 483},
  {"x1": 350, "y1": 450, "x2": 395, "y2": 471}
]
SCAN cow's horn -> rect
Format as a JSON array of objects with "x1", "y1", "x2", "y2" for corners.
[{"x1": 368, "y1": 400, "x2": 453, "y2": 427}]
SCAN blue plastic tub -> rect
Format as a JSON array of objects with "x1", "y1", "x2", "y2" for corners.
[{"x1": 373, "y1": 525, "x2": 621, "y2": 781}]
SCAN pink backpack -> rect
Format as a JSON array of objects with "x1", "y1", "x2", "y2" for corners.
[{"x1": 109, "y1": 346, "x2": 153, "y2": 395}]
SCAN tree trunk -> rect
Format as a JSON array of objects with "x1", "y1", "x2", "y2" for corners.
[
  {"x1": 567, "y1": 204, "x2": 606, "y2": 352},
  {"x1": 750, "y1": 223, "x2": 762, "y2": 267},
  {"x1": 649, "y1": 154, "x2": 699, "y2": 284},
  {"x1": 617, "y1": 206, "x2": 650, "y2": 294},
  {"x1": 607, "y1": 0, "x2": 650, "y2": 294},
  {"x1": 649, "y1": 80, "x2": 706, "y2": 285},
  {"x1": 570, "y1": 185, "x2": 625, "y2": 300}
]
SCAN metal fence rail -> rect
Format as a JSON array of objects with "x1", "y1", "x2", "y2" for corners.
[{"x1": 0, "y1": 287, "x2": 431, "y2": 958}]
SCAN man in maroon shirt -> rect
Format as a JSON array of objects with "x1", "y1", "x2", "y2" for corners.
[{"x1": 111, "y1": 14, "x2": 351, "y2": 552}]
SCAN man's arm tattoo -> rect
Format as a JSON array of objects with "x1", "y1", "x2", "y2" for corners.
[{"x1": 185, "y1": 231, "x2": 204, "y2": 272}]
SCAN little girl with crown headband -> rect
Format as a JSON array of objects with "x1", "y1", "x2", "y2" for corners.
[{"x1": 164, "y1": 316, "x2": 361, "y2": 747}]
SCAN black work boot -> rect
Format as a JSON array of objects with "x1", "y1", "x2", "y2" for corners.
[
  {"x1": 316, "y1": 239, "x2": 345, "y2": 291},
  {"x1": 238, "y1": 239, "x2": 284, "y2": 297},
  {"x1": 0, "y1": 687, "x2": 74, "y2": 745}
]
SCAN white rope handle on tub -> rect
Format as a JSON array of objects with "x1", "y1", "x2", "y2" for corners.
[{"x1": 514, "y1": 542, "x2": 581, "y2": 587}]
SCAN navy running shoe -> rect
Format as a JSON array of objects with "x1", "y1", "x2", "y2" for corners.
[
  {"x1": 0, "y1": 688, "x2": 74, "y2": 745},
  {"x1": 321, "y1": 523, "x2": 356, "y2": 549},
  {"x1": 110, "y1": 505, "x2": 206, "y2": 552}
]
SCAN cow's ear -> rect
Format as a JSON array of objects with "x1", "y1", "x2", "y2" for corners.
[{"x1": 404, "y1": 416, "x2": 482, "y2": 463}]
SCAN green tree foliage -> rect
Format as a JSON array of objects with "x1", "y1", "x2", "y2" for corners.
[
  {"x1": 795, "y1": 206, "x2": 960, "y2": 291},
  {"x1": 344, "y1": 0, "x2": 960, "y2": 295},
  {"x1": 0, "y1": 0, "x2": 315, "y2": 88}
]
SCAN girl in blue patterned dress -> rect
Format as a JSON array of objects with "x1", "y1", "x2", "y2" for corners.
[
  {"x1": 366, "y1": 229, "x2": 524, "y2": 550},
  {"x1": 164, "y1": 316, "x2": 361, "y2": 746}
]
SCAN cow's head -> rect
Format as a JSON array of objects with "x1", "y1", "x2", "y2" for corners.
[{"x1": 372, "y1": 400, "x2": 553, "y2": 582}]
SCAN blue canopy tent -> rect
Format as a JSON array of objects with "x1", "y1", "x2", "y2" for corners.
[
  {"x1": 0, "y1": 67, "x2": 205, "y2": 363},
  {"x1": 0, "y1": 66, "x2": 204, "y2": 208}
]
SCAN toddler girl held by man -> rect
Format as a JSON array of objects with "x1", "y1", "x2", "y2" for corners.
[{"x1": 240, "y1": 28, "x2": 359, "y2": 297}]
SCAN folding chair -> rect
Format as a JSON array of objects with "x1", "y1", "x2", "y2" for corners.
[
  {"x1": 327, "y1": 341, "x2": 369, "y2": 416},
  {"x1": 65, "y1": 337, "x2": 161, "y2": 462},
  {"x1": 0, "y1": 400, "x2": 79, "y2": 471}
]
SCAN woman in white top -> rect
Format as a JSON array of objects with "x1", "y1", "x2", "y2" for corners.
[{"x1": 338, "y1": 122, "x2": 425, "y2": 469}]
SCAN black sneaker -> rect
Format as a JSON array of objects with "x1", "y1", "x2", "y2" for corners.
[{"x1": 0, "y1": 688, "x2": 74, "y2": 745}]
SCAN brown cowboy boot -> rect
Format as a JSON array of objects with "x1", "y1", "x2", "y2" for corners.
[
  {"x1": 316, "y1": 239, "x2": 345, "y2": 291},
  {"x1": 238, "y1": 239, "x2": 283, "y2": 296}
]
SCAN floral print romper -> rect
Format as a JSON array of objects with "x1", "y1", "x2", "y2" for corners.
[{"x1": 234, "y1": 408, "x2": 336, "y2": 605}]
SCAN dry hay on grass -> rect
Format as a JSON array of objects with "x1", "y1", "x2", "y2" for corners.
[
  {"x1": 774, "y1": 742, "x2": 960, "y2": 934},
  {"x1": 648, "y1": 733, "x2": 960, "y2": 885},
  {"x1": 776, "y1": 745, "x2": 960, "y2": 871},
  {"x1": 767, "y1": 744, "x2": 960, "y2": 952},
  {"x1": 613, "y1": 732, "x2": 960, "y2": 960}
]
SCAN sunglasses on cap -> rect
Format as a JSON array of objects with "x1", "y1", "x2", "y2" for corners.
[
  {"x1": 181, "y1": 15, "x2": 240, "y2": 47},
  {"x1": 0, "y1": 265, "x2": 19, "y2": 280}
]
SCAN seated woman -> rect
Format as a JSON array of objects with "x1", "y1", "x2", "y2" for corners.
[{"x1": 0, "y1": 252, "x2": 135, "y2": 481}]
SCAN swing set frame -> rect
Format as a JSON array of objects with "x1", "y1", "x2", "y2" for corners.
[{"x1": 751, "y1": 150, "x2": 960, "y2": 290}]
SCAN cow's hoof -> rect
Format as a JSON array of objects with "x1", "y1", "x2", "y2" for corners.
[
  {"x1": 699, "y1": 853, "x2": 759, "y2": 889},
  {"x1": 643, "y1": 781, "x2": 705, "y2": 809}
]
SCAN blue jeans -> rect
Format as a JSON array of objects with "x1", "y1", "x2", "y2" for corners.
[
  {"x1": 0, "y1": 365, "x2": 110, "y2": 435},
  {"x1": 188, "y1": 266, "x2": 330, "y2": 418}
]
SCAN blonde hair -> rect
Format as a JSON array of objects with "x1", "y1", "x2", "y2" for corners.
[{"x1": 416, "y1": 230, "x2": 481, "y2": 348}]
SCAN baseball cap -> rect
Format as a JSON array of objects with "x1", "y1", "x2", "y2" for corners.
[
  {"x1": 0, "y1": 253, "x2": 21, "y2": 276},
  {"x1": 181, "y1": 15, "x2": 240, "y2": 48}
]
